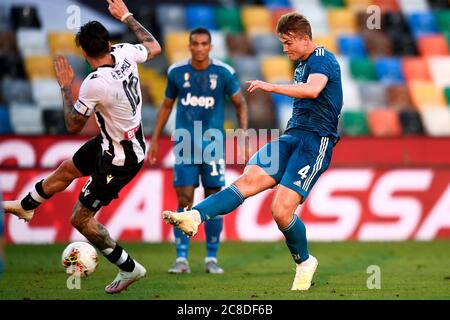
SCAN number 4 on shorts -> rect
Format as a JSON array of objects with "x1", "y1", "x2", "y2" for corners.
[{"x1": 298, "y1": 165, "x2": 310, "y2": 179}]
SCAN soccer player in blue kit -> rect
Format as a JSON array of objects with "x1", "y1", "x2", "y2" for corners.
[
  {"x1": 163, "y1": 13, "x2": 343, "y2": 290},
  {"x1": 149, "y1": 28, "x2": 248, "y2": 274}
]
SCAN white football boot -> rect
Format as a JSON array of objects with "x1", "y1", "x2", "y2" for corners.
[
  {"x1": 3, "y1": 200, "x2": 35, "y2": 222},
  {"x1": 162, "y1": 209, "x2": 201, "y2": 237},
  {"x1": 105, "y1": 260, "x2": 146, "y2": 294},
  {"x1": 291, "y1": 255, "x2": 318, "y2": 291}
]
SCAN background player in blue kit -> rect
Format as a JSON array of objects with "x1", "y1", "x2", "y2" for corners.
[
  {"x1": 163, "y1": 13, "x2": 343, "y2": 290},
  {"x1": 149, "y1": 28, "x2": 248, "y2": 274}
]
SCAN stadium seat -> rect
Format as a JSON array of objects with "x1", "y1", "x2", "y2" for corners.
[
  {"x1": 215, "y1": 7, "x2": 243, "y2": 33},
  {"x1": 0, "y1": 30, "x2": 18, "y2": 56},
  {"x1": 321, "y1": 0, "x2": 345, "y2": 8},
  {"x1": 30, "y1": 79, "x2": 61, "y2": 108},
  {"x1": 408, "y1": 81, "x2": 447, "y2": 111},
  {"x1": 241, "y1": 6, "x2": 273, "y2": 35},
  {"x1": 428, "y1": 0, "x2": 450, "y2": 9},
  {"x1": 327, "y1": 8, "x2": 358, "y2": 34},
  {"x1": 398, "y1": 109, "x2": 425, "y2": 135},
  {"x1": 417, "y1": 34, "x2": 450, "y2": 56},
  {"x1": 0, "y1": 54, "x2": 25, "y2": 79},
  {"x1": 251, "y1": 34, "x2": 283, "y2": 56},
  {"x1": 445, "y1": 87, "x2": 450, "y2": 104},
  {"x1": 261, "y1": 56, "x2": 292, "y2": 83},
  {"x1": 24, "y1": 55, "x2": 55, "y2": 79},
  {"x1": 155, "y1": 4, "x2": 186, "y2": 35},
  {"x1": 262, "y1": 0, "x2": 291, "y2": 7},
  {"x1": 292, "y1": 2, "x2": 329, "y2": 37},
  {"x1": 48, "y1": 32, "x2": 80, "y2": 55},
  {"x1": 340, "y1": 110, "x2": 369, "y2": 136},
  {"x1": 382, "y1": 12, "x2": 409, "y2": 33},
  {"x1": 350, "y1": 57, "x2": 376, "y2": 81},
  {"x1": 388, "y1": 31, "x2": 418, "y2": 56},
  {"x1": 397, "y1": 0, "x2": 429, "y2": 14},
  {"x1": 0, "y1": 107, "x2": 12, "y2": 134},
  {"x1": 10, "y1": 5, "x2": 41, "y2": 29},
  {"x1": 342, "y1": 80, "x2": 362, "y2": 111},
  {"x1": 1, "y1": 78, "x2": 33, "y2": 105},
  {"x1": 435, "y1": 10, "x2": 450, "y2": 33},
  {"x1": 427, "y1": 57, "x2": 450, "y2": 88},
  {"x1": 314, "y1": 35, "x2": 337, "y2": 54},
  {"x1": 271, "y1": 7, "x2": 292, "y2": 32},
  {"x1": 401, "y1": 57, "x2": 431, "y2": 82},
  {"x1": 186, "y1": 5, "x2": 217, "y2": 30},
  {"x1": 344, "y1": 0, "x2": 374, "y2": 12},
  {"x1": 373, "y1": 0, "x2": 400, "y2": 13},
  {"x1": 231, "y1": 55, "x2": 262, "y2": 86},
  {"x1": 163, "y1": 31, "x2": 190, "y2": 65},
  {"x1": 226, "y1": 33, "x2": 254, "y2": 56},
  {"x1": 361, "y1": 30, "x2": 393, "y2": 57},
  {"x1": 16, "y1": 28, "x2": 49, "y2": 56},
  {"x1": 358, "y1": 82, "x2": 387, "y2": 109},
  {"x1": 42, "y1": 110, "x2": 67, "y2": 135},
  {"x1": 386, "y1": 84, "x2": 413, "y2": 109},
  {"x1": 337, "y1": 35, "x2": 367, "y2": 58},
  {"x1": 367, "y1": 108, "x2": 402, "y2": 137},
  {"x1": 0, "y1": 4, "x2": 9, "y2": 32},
  {"x1": 375, "y1": 58, "x2": 404, "y2": 84},
  {"x1": 407, "y1": 12, "x2": 438, "y2": 37},
  {"x1": 9, "y1": 104, "x2": 44, "y2": 134},
  {"x1": 421, "y1": 108, "x2": 450, "y2": 136}
]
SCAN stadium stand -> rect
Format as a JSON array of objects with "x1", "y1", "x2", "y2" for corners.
[{"x1": 0, "y1": 0, "x2": 449, "y2": 136}]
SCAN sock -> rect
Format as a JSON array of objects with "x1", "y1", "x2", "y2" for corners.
[
  {"x1": 193, "y1": 184, "x2": 244, "y2": 221},
  {"x1": 205, "y1": 216, "x2": 223, "y2": 258},
  {"x1": 280, "y1": 215, "x2": 309, "y2": 264},
  {"x1": 20, "y1": 180, "x2": 51, "y2": 210},
  {"x1": 103, "y1": 243, "x2": 136, "y2": 272},
  {"x1": 174, "y1": 208, "x2": 190, "y2": 259}
]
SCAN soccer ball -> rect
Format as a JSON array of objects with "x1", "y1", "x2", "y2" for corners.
[{"x1": 61, "y1": 242, "x2": 98, "y2": 277}]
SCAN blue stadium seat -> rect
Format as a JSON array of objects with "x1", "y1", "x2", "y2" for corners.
[
  {"x1": 0, "y1": 107, "x2": 12, "y2": 134},
  {"x1": 337, "y1": 35, "x2": 367, "y2": 58},
  {"x1": 186, "y1": 5, "x2": 217, "y2": 30},
  {"x1": 375, "y1": 58, "x2": 404, "y2": 85},
  {"x1": 407, "y1": 12, "x2": 438, "y2": 37},
  {"x1": 261, "y1": 0, "x2": 291, "y2": 7}
]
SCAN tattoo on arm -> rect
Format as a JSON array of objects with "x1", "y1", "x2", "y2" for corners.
[
  {"x1": 61, "y1": 86, "x2": 87, "y2": 133},
  {"x1": 124, "y1": 16, "x2": 157, "y2": 58}
]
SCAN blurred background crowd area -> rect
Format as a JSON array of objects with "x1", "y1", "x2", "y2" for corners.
[{"x1": 0, "y1": 0, "x2": 449, "y2": 138}]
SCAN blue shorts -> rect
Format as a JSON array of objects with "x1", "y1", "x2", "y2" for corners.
[
  {"x1": 247, "y1": 129, "x2": 334, "y2": 201},
  {"x1": 173, "y1": 160, "x2": 226, "y2": 188}
]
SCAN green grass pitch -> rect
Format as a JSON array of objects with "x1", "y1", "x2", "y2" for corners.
[{"x1": 1, "y1": 241, "x2": 449, "y2": 300}]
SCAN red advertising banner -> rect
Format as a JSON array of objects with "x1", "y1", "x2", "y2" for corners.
[{"x1": 1, "y1": 136, "x2": 450, "y2": 243}]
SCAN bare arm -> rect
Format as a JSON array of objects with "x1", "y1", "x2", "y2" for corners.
[
  {"x1": 54, "y1": 55, "x2": 88, "y2": 134},
  {"x1": 148, "y1": 98, "x2": 176, "y2": 165},
  {"x1": 246, "y1": 74, "x2": 328, "y2": 99},
  {"x1": 107, "y1": 0, "x2": 161, "y2": 60},
  {"x1": 230, "y1": 91, "x2": 248, "y2": 131}
]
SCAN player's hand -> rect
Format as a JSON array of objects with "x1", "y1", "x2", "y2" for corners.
[
  {"x1": 54, "y1": 55, "x2": 74, "y2": 89},
  {"x1": 148, "y1": 141, "x2": 158, "y2": 165},
  {"x1": 107, "y1": 0, "x2": 130, "y2": 21},
  {"x1": 246, "y1": 80, "x2": 275, "y2": 93}
]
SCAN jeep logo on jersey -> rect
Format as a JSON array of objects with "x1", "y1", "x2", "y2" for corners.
[{"x1": 181, "y1": 93, "x2": 215, "y2": 109}]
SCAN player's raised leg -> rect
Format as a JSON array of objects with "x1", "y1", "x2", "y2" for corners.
[
  {"x1": 70, "y1": 201, "x2": 146, "y2": 294},
  {"x1": 271, "y1": 185, "x2": 318, "y2": 291},
  {"x1": 163, "y1": 165, "x2": 276, "y2": 236},
  {"x1": 2, "y1": 159, "x2": 84, "y2": 222}
]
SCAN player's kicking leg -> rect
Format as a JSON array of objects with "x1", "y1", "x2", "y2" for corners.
[
  {"x1": 2, "y1": 159, "x2": 84, "y2": 222},
  {"x1": 70, "y1": 201, "x2": 146, "y2": 294},
  {"x1": 271, "y1": 185, "x2": 318, "y2": 291}
]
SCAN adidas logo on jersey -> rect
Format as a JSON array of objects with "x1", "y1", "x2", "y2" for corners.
[
  {"x1": 293, "y1": 180, "x2": 302, "y2": 188},
  {"x1": 181, "y1": 92, "x2": 215, "y2": 109},
  {"x1": 315, "y1": 47, "x2": 325, "y2": 56}
]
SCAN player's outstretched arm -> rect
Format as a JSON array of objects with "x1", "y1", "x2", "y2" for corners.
[
  {"x1": 107, "y1": 0, "x2": 161, "y2": 61},
  {"x1": 54, "y1": 55, "x2": 88, "y2": 134},
  {"x1": 246, "y1": 74, "x2": 328, "y2": 99},
  {"x1": 148, "y1": 98, "x2": 175, "y2": 165}
]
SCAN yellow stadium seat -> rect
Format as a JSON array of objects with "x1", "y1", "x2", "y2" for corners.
[
  {"x1": 327, "y1": 9, "x2": 358, "y2": 34},
  {"x1": 408, "y1": 81, "x2": 447, "y2": 111},
  {"x1": 261, "y1": 56, "x2": 293, "y2": 83},
  {"x1": 241, "y1": 6, "x2": 272, "y2": 36},
  {"x1": 24, "y1": 55, "x2": 55, "y2": 80},
  {"x1": 164, "y1": 31, "x2": 190, "y2": 65},
  {"x1": 48, "y1": 32, "x2": 80, "y2": 55},
  {"x1": 314, "y1": 35, "x2": 337, "y2": 54},
  {"x1": 344, "y1": 0, "x2": 374, "y2": 11}
]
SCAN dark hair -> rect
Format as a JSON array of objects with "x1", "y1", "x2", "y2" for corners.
[
  {"x1": 75, "y1": 21, "x2": 110, "y2": 58},
  {"x1": 276, "y1": 12, "x2": 312, "y2": 39},
  {"x1": 189, "y1": 27, "x2": 211, "y2": 43}
]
